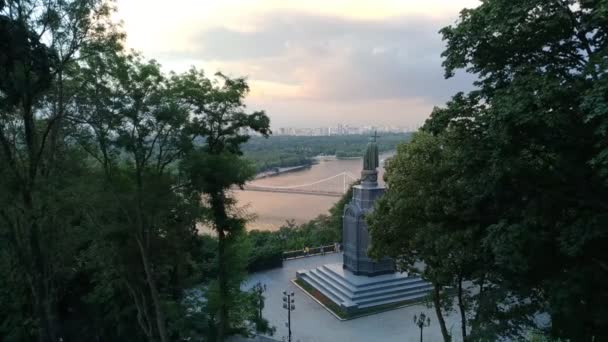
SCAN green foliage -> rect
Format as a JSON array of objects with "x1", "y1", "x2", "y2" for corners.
[
  {"x1": 243, "y1": 218, "x2": 339, "y2": 272},
  {"x1": 246, "y1": 231, "x2": 284, "y2": 272},
  {"x1": 370, "y1": 1, "x2": 608, "y2": 341},
  {"x1": 243, "y1": 185, "x2": 354, "y2": 272},
  {"x1": 527, "y1": 331, "x2": 568, "y2": 342},
  {"x1": 0, "y1": 1, "x2": 126, "y2": 341},
  {"x1": 70, "y1": 49, "x2": 206, "y2": 342},
  {"x1": 329, "y1": 182, "x2": 357, "y2": 239},
  {"x1": 0, "y1": 2, "x2": 270, "y2": 341},
  {"x1": 175, "y1": 65, "x2": 271, "y2": 341},
  {"x1": 277, "y1": 215, "x2": 338, "y2": 250},
  {"x1": 242, "y1": 133, "x2": 411, "y2": 172}
]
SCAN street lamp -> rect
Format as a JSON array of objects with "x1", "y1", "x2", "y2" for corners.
[
  {"x1": 413, "y1": 312, "x2": 431, "y2": 342},
  {"x1": 282, "y1": 291, "x2": 295, "y2": 342},
  {"x1": 252, "y1": 283, "x2": 267, "y2": 327}
]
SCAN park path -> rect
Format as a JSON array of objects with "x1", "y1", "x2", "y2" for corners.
[{"x1": 243, "y1": 253, "x2": 463, "y2": 342}]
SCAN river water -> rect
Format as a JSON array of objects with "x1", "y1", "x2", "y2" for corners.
[{"x1": 234, "y1": 152, "x2": 392, "y2": 231}]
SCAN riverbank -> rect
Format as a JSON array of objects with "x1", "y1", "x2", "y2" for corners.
[
  {"x1": 314, "y1": 154, "x2": 360, "y2": 160},
  {"x1": 238, "y1": 151, "x2": 393, "y2": 231},
  {"x1": 336, "y1": 156, "x2": 360, "y2": 160},
  {"x1": 255, "y1": 164, "x2": 312, "y2": 179},
  {"x1": 242, "y1": 133, "x2": 411, "y2": 176}
]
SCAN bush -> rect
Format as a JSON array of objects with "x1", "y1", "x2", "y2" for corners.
[
  {"x1": 243, "y1": 185, "x2": 355, "y2": 272},
  {"x1": 247, "y1": 246, "x2": 283, "y2": 272},
  {"x1": 246, "y1": 231, "x2": 284, "y2": 272}
]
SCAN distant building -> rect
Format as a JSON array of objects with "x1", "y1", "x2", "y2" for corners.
[{"x1": 270, "y1": 124, "x2": 414, "y2": 136}]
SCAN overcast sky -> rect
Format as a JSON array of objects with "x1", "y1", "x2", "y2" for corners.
[{"x1": 116, "y1": 0, "x2": 480, "y2": 129}]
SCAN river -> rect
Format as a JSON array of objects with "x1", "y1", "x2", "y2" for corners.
[{"x1": 234, "y1": 152, "x2": 393, "y2": 231}]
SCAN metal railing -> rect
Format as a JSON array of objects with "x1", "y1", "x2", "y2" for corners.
[{"x1": 282, "y1": 244, "x2": 341, "y2": 260}]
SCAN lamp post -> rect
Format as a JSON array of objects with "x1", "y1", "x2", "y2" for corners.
[
  {"x1": 413, "y1": 312, "x2": 431, "y2": 342},
  {"x1": 282, "y1": 291, "x2": 295, "y2": 342},
  {"x1": 252, "y1": 283, "x2": 267, "y2": 325}
]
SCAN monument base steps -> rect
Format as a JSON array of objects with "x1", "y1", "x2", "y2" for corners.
[{"x1": 296, "y1": 263, "x2": 433, "y2": 314}]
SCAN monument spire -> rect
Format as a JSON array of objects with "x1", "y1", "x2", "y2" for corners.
[{"x1": 361, "y1": 131, "x2": 379, "y2": 187}]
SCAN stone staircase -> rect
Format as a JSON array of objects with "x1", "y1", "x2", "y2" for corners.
[{"x1": 296, "y1": 263, "x2": 433, "y2": 314}]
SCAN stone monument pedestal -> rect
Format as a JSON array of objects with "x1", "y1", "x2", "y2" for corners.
[
  {"x1": 296, "y1": 263, "x2": 432, "y2": 314},
  {"x1": 342, "y1": 184, "x2": 395, "y2": 276}
]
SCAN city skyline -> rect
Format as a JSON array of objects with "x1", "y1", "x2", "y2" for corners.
[
  {"x1": 273, "y1": 123, "x2": 417, "y2": 136},
  {"x1": 115, "y1": 0, "x2": 479, "y2": 129}
]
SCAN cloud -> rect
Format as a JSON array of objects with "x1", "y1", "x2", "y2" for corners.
[
  {"x1": 186, "y1": 13, "x2": 474, "y2": 103},
  {"x1": 246, "y1": 97, "x2": 434, "y2": 129},
  {"x1": 131, "y1": 10, "x2": 477, "y2": 127}
]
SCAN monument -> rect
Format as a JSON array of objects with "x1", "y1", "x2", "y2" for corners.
[
  {"x1": 343, "y1": 132, "x2": 395, "y2": 276},
  {"x1": 296, "y1": 133, "x2": 432, "y2": 316}
]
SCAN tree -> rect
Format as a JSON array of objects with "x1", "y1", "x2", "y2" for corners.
[
  {"x1": 370, "y1": 129, "x2": 537, "y2": 341},
  {"x1": 70, "y1": 50, "x2": 203, "y2": 342},
  {"x1": 328, "y1": 181, "x2": 358, "y2": 240},
  {"x1": 371, "y1": 1, "x2": 608, "y2": 340},
  {"x1": 0, "y1": 2, "x2": 271, "y2": 341},
  {"x1": 0, "y1": 1, "x2": 121, "y2": 340},
  {"x1": 368, "y1": 132, "x2": 464, "y2": 342},
  {"x1": 437, "y1": 1, "x2": 608, "y2": 340},
  {"x1": 371, "y1": 0, "x2": 608, "y2": 341},
  {"x1": 177, "y1": 68, "x2": 270, "y2": 341}
]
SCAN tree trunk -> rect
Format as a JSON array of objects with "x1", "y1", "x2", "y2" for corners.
[
  {"x1": 125, "y1": 279, "x2": 155, "y2": 341},
  {"x1": 19, "y1": 81, "x2": 60, "y2": 342},
  {"x1": 29, "y1": 231, "x2": 59, "y2": 342},
  {"x1": 24, "y1": 190, "x2": 59, "y2": 342},
  {"x1": 432, "y1": 284, "x2": 451, "y2": 342},
  {"x1": 457, "y1": 275, "x2": 468, "y2": 341},
  {"x1": 216, "y1": 228, "x2": 229, "y2": 342},
  {"x1": 137, "y1": 233, "x2": 169, "y2": 342},
  {"x1": 31, "y1": 277, "x2": 56, "y2": 342},
  {"x1": 470, "y1": 275, "x2": 486, "y2": 337},
  {"x1": 134, "y1": 165, "x2": 169, "y2": 342},
  {"x1": 209, "y1": 190, "x2": 231, "y2": 342}
]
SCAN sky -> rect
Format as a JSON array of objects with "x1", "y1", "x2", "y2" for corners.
[{"x1": 115, "y1": 0, "x2": 480, "y2": 129}]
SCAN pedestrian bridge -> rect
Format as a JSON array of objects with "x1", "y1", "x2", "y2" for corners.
[{"x1": 242, "y1": 172, "x2": 359, "y2": 197}]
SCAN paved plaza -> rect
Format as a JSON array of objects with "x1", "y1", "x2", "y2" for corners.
[{"x1": 244, "y1": 253, "x2": 463, "y2": 342}]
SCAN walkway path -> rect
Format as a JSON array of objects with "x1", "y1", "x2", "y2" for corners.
[{"x1": 244, "y1": 253, "x2": 463, "y2": 342}]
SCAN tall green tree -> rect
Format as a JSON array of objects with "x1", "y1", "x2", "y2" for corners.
[
  {"x1": 0, "y1": 1, "x2": 121, "y2": 340},
  {"x1": 372, "y1": 0, "x2": 608, "y2": 341},
  {"x1": 369, "y1": 129, "x2": 535, "y2": 341},
  {"x1": 71, "y1": 50, "x2": 200, "y2": 342},
  {"x1": 437, "y1": 1, "x2": 608, "y2": 340},
  {"x1": 369, "y1": 132, "x2": 457, "y2": 341},
  {"x1": 0, "y1": 2, "x2": 271, "y2": 341},
  {"x1": 177, "y1": 68, "x2": 270, "y2": 341}
]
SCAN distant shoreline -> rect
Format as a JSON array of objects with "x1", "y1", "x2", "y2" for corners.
[
  {"x1": 254, "y1": 164, "x2": 312, "y2": 179},
  {"x1": 336, "y1": 156, "x2": 360, "y2": 160},
  {"x1": 254, "y1": 150, "x2": 395, "y2": 179}
]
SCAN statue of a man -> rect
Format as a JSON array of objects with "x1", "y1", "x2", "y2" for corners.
[{"x1": 363, "y1": 131, "x2": 379, "y2": 171}]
